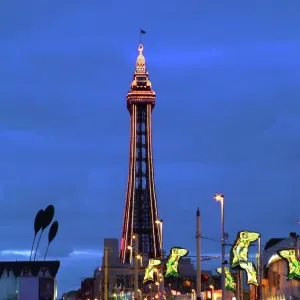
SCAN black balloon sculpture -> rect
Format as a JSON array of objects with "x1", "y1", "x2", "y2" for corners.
[
  {"x1": 33, "y1": 205, "x2": 55, "y2": 261},
  {"x1": 29, "y1": 209, "x2": 44, "y2": 261},
  {"x1": 44, "y1": 221, "x2": 59, "y2": 261}
]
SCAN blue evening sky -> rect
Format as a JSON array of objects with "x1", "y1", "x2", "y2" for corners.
[{"x1": 0, "y1": 0, "x2": 300, "y2": 296}]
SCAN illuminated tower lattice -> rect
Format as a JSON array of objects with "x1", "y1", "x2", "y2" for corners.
[{"x1": 120, "y1": 44, "x2": 162, "y2": 264}]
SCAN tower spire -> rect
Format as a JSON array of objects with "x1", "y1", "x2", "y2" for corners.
[{"x1": 136, "y1": 44, "x2": 146, "y2": 73}]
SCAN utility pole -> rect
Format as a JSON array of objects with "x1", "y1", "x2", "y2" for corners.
[
  {"x1": 236, "y1": 271, "x2": 240, "y2": 300},
  {"x1": 156, "y1": 219, "x2": 165, "y2": 300},
  {"x1": 257, "y1": 237, "x2": 262, "y2": 300},
  {"x1": 159, "y1": 267, "x2": 165, "y2": 300},
  {"x1": 104, "y1": 247, "x2": 109, "y2": 300},
  {"x1": 134, "y1": 235, "x2": 139, "y2": 300},
  {"x1": 240, "y1": 271, "x2": 244, "y2": 300},
  {"x1": 196, "y1": 208, "x2": 202, "y2": 300}
]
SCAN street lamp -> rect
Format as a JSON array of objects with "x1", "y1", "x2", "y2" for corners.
[
  {"x1": 127, "y1": 245, "x2": 133, "y2": 264},
  {"x1": 209, "y1": 285, "x2": 215, "y2": 300},
  {"x1": 137, "y1": 254, "x2": 143, "y2": 267},
  {"x1": 214, "y1": 194, "x2": 225, "y2": 300},
  {"x1": 155, "y1": 220, "x2": 163, "y2": 257},
  {"x1": 191, "y1": 289, "x2": 196, "y2": 300}
]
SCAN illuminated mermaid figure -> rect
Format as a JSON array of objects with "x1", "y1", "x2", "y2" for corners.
[
  {"x1": 143, "y1": 259, "x2": 161, "y2": 284},
  {"x1": 216, "y1": 267, "x2": 236, "y2": 292},
  {"x1": 278, "y1": 249, "x2": 300, "y2": 280},
  {"x1": 240, "y1": 261, "x2": 258, "y2": 286},
  {"x1": 231, "y1": 231, "x2": 260, "y2": 268},
  {"x1": 165, "y1": 247, "x2": 189, "y2": 278}
]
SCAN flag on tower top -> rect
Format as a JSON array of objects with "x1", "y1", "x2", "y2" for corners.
[{"x1": 139, "y1": 29, "x2": 146, "y2": 43}]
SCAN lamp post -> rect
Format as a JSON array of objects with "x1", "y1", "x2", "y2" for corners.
[
  {"x1": 257, "y1": 236, "x2": 262, "y2": 300},
  {"x1": 155, "y1": 220, "x2": 163, "y2": 257},
  {"x1": 214, "y1": 194, "x2": 225, "y2": 300},
  {"x1": 128, "y1": 245, "x2": 133, "y2": 264},
  {"x1": 155, "y1": 220, "x2": 164, "y2": 300},
  {"x1": 134, "y1": 235, "x2": 139, "y2": 300},
  {"x1": 297, "y1": 221, "x2": 300, "y2": 258},
  {"x1": 192, "y1": 289, "x2": 196, "y2": 300},
  {"x1": 196, "y1": 208, "x2": 201, "y2": 300},
  {"x1": 209, "y1": 285, "x2": 215, "y2": 300}
]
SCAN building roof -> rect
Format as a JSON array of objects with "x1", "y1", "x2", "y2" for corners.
[
  {"x1": 264, "y1": 238, "x2": 285, "y2": 250},
  {"x1": 0, "y1": 260, "x2": 60, "y2": 277}
]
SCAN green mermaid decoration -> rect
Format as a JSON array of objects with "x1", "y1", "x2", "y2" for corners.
[
  {"x1": 143, "y1": 259, "x2": 162, "y2": 284},
  {"x1": 231, "y1": 231, "x2": 260, "y2": 269},
  {"x1": 230, "y1": 230, "x2": 260, "y2": 286},
  {"x1": 278, "y1": 249, "x2": 300, "y2": 280},
  {"x1": 165, "y1": 247, "x2": 189, "y2": 278},
  {"x1": 239, "y1": 261, "x2": 258, "y2": 286},
  {"x1": 216, "y1": 267, "x2": 236, "y2": 292}
]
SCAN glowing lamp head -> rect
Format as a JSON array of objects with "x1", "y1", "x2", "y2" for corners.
[
  {"x1": 155, "y1": 220, "x2": 161, "y2": 224},
  {"x1": 214, "y1": 194, "x2": 224, "y2": 202}
]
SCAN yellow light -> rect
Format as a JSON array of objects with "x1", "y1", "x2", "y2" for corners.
[
  {"x1": 214, "y1": 194, "x2": 224, "y2": 202},
  {"x1": 155, "y1": 282, "x2": 159, "y2": 286},
  {"x1": 132, "y1": 235, "x2": 136, "y2": 239},
  {"x1": 137, "y1": 255, "x2": 141, "y2": 259},
  {"x1": 127, "y1": 246, "x2": 132, "y2": 249},
  {"x1": 155, "y1": 220, "x2": 161, "y2": 224},
  {"x1": 209, "y1": 285, "x2": 214, "y2": 289}
]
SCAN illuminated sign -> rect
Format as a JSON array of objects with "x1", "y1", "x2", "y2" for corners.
[
  {"x1": 165, "y1": 247, "x2": 189, "y2": 278},
  {"x1": 216, "y1": 267, "x2": 236, "y2": 292},
  {"x1": 230, "y1": 230, "x2": 260, "y2": 286},
  {"x1": 143, "y1": 259, "x2": 161, "y2": 284},
  {"x1": 277, "y1": 249, "x2": 300, "y2": 281}
]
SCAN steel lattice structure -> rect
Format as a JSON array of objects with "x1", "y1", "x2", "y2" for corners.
[{"x1": 120, "y1": 44, "x2": 162, "y2": 264}]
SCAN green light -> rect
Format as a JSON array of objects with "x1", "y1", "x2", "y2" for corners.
[
  {"x1": 165, "y1": 247, "x2": 189, "y2": 278},
  {"x1": 278, "y1": 249, "x2": 300, "y2": 281},
  {"x1": 216, "y1": 267, "x2": 236, "y2": 292}
]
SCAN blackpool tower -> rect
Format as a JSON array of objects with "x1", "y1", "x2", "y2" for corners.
[{"x1": 120, "y1": 44, "x2": 162, "y2": 264}]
